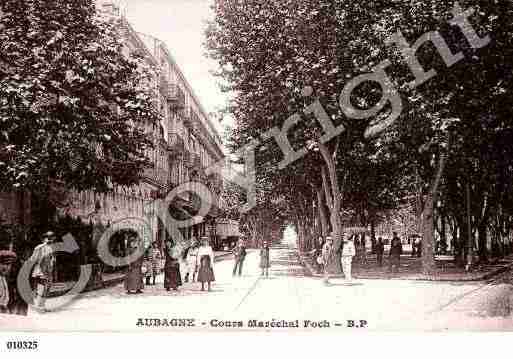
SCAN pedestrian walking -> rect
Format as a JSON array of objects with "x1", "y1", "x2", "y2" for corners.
[
  {"x1": 389, "y1": 232, "x2": 403, "y2": 273},
  {"x1": 150, "y1": 242, "x2": 161, "y2": 285},
  {"x1": 321, "y1": 236, "x2": 334, "y2": 285},
  {"x1": 196, "y1": 237, "x2": 215, "y2": 291},
  {"x1": 416, "y1": 239, "x2": 422, "y2": 258},
  {"x1": 259, "y1": 241, "x2": 270, "y2": 277},
  {"x1": 360, "y1": 235, "x2": 367, "y2": 264},
  {"x1": 340, "y1": 235, "x2": 356, "y2": 281},
  {"x1": 232, "y1": 239, "x2": 247, "y2": 277},
  {"x1": 0, "y1": 249, "x2": 28, "y2": 316},
  {"x1": 125, "y1": 236, "x2": 144, "y2": 294},
  {"x1": 375, "y1": 237, "x2": 385, "y2": 267},
  {"x1": 29, "y1": 231, "x2": 56, "y2": 312},
  {"x1": 183, "y1": 238, "x2": 199, "y2": 283},
  {"x1": 143, "y1": 250, "x2": 153, "y2": 286},
  {"x1": 164, "y1": 240, "x2": 182, "y2": 291}
]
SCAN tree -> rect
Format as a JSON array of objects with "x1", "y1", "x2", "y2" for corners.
[
  {"x1": 0, "y1": 0, "x2": 159, "y2": 199},
  {"x1": 207, "y1": 0, "x2": 513, "y2": 274}
]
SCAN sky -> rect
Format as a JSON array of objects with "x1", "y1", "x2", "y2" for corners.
[{"x1": 119, "y1": 0, "x2": 230, "y2": 135}]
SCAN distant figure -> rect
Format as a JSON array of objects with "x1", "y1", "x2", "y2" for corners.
[
  {"x1": 196, "y1": 237, "x2": 215, "y2": 291},
  {"x1": 125, "y1": 236, "x2": 144, "y2": 294},
  {"x1": 232, "y1": 239, "x2": 247, "y2": 277},
  {"x1": 360, "y1": 235, "x2": 367, "y2": 264},
  {"x1": 143, "y1": 251, "x2": 153, "y2": 286},
  {"x1": 183, "y1": 238, "x2": 199, "y2": 283},
  {"x1": 371, "y1": 236, "x2": 377, "y2": 254},
  {"x1": 321, "y1": 236, "x2": 334, "y2": 285},
  {"x1": 416, "y1": 239, "x2": 422, "y2": 258},
  {"x1": 317, "y1": 236, "x2": 325, "y2": 250},
  {"x1": 0, "y1": 249, "x2": 28, "y2": 316},
  {"x1": 29, "y1": 231, "x2": 56, "y2": 311},
  {"x1": 375, "y1": 237, "x2": 385, "y2": 267},
  {"x1": 389, "y1": 232, "x2": 403, "y2": 273},
  {"x1": 259, "y1": 241, "x2": 271, "y2": 277},
  {"x1": 314, "y1": 247, "x2": 323, "y2": 274},
  {"x1": 150, "y1": 242, "x2": 162, "y2": 285},
  {"x1": 340, "y1": 234, "x2": 356, "y2": 281},
  {"x1": 164, "y1": 241, "x2": 182, "y2": 291}
]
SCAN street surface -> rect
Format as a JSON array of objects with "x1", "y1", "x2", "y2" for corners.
[{"x1": 1, "y1": 239, "x2": 513, "y2": 331}]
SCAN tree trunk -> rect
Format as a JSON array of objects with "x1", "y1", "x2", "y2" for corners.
[
  {"x1": 477, "y1": 223, "x2": 488, "y2": 263},
  {"x1": 316, "y1": 186, "x2": 329, "y2": 238},
  {"x1": 319, "y1": 142, "x2": 343, "y2": 274},
  {"x1": 422, "y1": 151, "x2": 447, "y2": 275},
  {"x1": 422, "y1": 193, "x2": 437, "y2": 274}
]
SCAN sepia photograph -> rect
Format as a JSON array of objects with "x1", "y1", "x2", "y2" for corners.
[{"x1": 1, "y1": 0, "x2": 513, "y2": 348}]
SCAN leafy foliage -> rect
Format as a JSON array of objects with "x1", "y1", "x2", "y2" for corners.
[{"x1": 0, "y1": 0, "x2": 160, "y2": 194}]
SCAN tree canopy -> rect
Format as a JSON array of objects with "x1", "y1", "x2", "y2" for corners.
[{"x1": 0, "y1": 0, "x2": 160, "y2": 194}]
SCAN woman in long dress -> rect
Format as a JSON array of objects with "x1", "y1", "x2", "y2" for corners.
[
  {"x1": 164, "y1": 241, "x2": 182, "y2": 291},
  {"x1": 196, "y1": 237, "x2": 215, "y2": 291},
  {"x1": 124, "y1": 238, "x2": 144, "y2": 294},
  {"x1": 259, "y1": 241, "x2": 271, "y2": 277}
]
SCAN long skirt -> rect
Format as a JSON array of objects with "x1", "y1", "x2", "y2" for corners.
[
  {"x1": 164, "y1": 260, "x2": 182, "y2": 290},
  {"x1": 125, "y1": 260, "x2": 144, "y2": 292},
  {"x1": 197, "y1": 255, "x2": 215, "y2": 283}
]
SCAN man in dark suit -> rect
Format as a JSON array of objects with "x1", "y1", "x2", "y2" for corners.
[
  {"x1": 389, "y1": 232, "x2": 403, "y2": 273},
  {"x1": 375, "y1": 237, "x2": 385, "y2": 267},
  {"x1": 232, "y1": 240, "x2": 247, "y2": 277}
]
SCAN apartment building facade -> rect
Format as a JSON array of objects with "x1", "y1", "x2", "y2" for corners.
[{"x1": 0, "y1": 2, "x2": 239, "y2": 254}]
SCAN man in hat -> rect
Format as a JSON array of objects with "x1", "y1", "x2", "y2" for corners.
[
  {"x1": 29, "y1": 231, "x2": 56, "y2": 312},
  {"x1": 0, "y1": 249, "x2": 28, "y2": 316},
  {"x1": 340, "y1": 234, "x2": 356, "y2": 282},
  {"x1": 232, "y1": 238, "x2": 247, "y2": 277},
  {"x1": 321, "y1": 235, "x2": 334, "y2": 285}
]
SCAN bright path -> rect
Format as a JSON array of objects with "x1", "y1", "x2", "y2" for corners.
[{"x1": 2, "y1": 231, "x2": 513, "y2": 331}]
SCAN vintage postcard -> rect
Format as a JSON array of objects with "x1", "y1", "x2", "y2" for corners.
[{"x1": 1, "y1": 0, "x2": 513, "y2": 340}]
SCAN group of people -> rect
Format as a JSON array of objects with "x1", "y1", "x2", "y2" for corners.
[
  {"x1": 316, "y1": 231, "x2": 406, "y2": 284},
  {"x1": 374, "y1": 232, "x2": 404, "y2": 272},
  {"x1": 319, "y1": 233, "x2": 356, "y2": 285},
  {"x1": 231, "y1": 240, "x2": 271, "y2": 278},
  {"x1": 0, "y1": 230, "x2": 57, "y2": 315},
  {"x1": 125, "y1": 235, "x2": 217, "y2": 294},
  {"x1": 125, "y1": 236, "x2": 273, "y2": 295},
  {"x1": 1, "y1": 230, "x2": 274, "y2": 316}
]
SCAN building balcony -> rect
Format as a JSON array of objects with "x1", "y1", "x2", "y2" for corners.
[
  {"x1": 168, "y1": 132, "x2": 185, "y2": 154},
  {"x1": 143, "y1": 165, "x2": 168, "y2": 187},
  {"x1": 159, "y1": 73, "x2": 170, "y2": 98},
  {"x1": 167, "y1": 84, "x2": 186, "y2": 109},
  {"x1": 183, "y1": 151, "x2": 194, "y2": 168},
  {"x1": 190, "y1": 152, "x2": 201, "y2": 170},
  {"x1": 183, "y1": 111, "x2": 194, "y2": 130}
]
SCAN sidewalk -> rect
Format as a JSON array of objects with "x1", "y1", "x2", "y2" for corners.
[
  {"x1": 49, "y1": 250, "x2": 236, "y2": 297},
  {"x1": 299, "y1": 252, "x2": 513, "y2": 282}
]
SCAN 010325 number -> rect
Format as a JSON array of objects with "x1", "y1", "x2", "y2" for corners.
[{"x1": 6, "y1": 341, "x2": 39, "y2": 350}]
